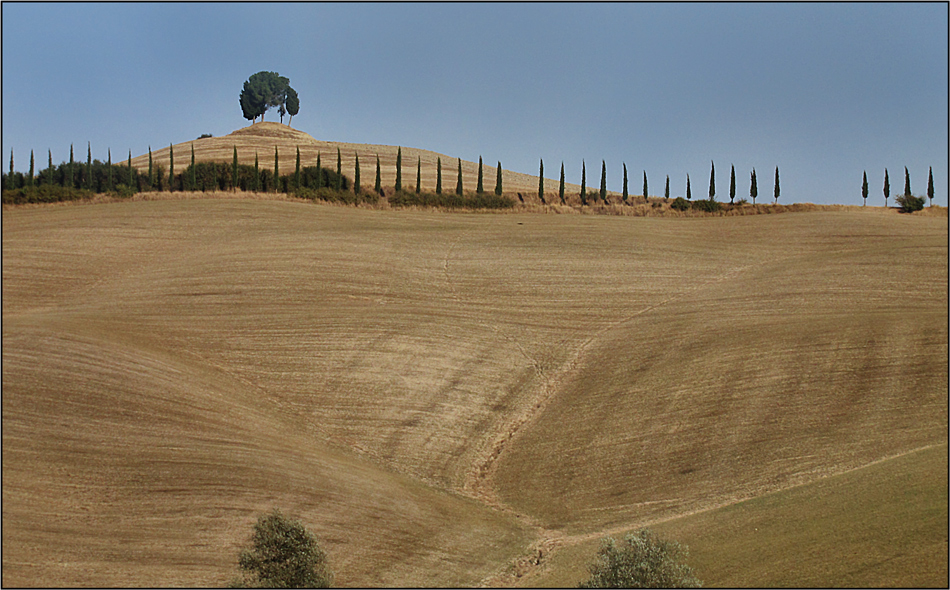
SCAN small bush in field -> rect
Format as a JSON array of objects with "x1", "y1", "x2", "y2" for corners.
[
  {"x1": 895, "y1": 194, "x2": 925, "y2": 213},
  {"x1": 691, "y1": 199, "x2": 722, "y2": 213},
  {"x1": 231, "y1": 509, "x2": 332, "y2": 588},
  {"x1": 670, "y1": 197, "x2": 690, "y2": 211},
  {"x1": 579, "y1": 529, "x2": 701, "y2": 588}
]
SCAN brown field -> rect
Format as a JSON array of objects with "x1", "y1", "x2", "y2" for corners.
[{"x1": 2, "y1": 194, "x2": 947, "y2": 587}]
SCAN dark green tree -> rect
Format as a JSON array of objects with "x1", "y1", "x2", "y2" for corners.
[
  {"x1": 395, "y1": 147, "x2": 402, "y2": 192},
  {"x1": 580, "y1": 160, "x2": 587, "y2": 206},
  {"x1": 862, "y1": 171, "x2": 868, "y2": 206},
  {"x1": 642, "y1": 170, "x2": 647, "y2": 202},
  {"x1": 559, "y1": 162, "x2": 565, "y2": 204},
  {"x1": 274, "y1": 146, "x2": 280, "y2": 192},
  {"x1": 47, "y1": 150, "x2": 53, "y2": 185},
  {"x1": 416, "y1": 157, "x2": 422, "y2": 194},
  {"x1": 28, "y1": 150, "x2": 34, "y2": 187},
  {"x1": 600, "y1": 160, "x2": 607, "y2": 203},
  {"x1": 67, "y1": 144, "x2": 75, "y2": 189},
  {"x1": 169, "y1": 144, "x2": 175, "y2": 191},
  {"x1": 456, "y1": 158, "x2": 463, "y2": 196},
  {"x1": 233, "y1": 509, "x2": 332, "y2": 589},
  {"x1": 375, "y1": 154, "x2": 381, "y2": 194},
  {"x1": 729, "y1": 164, "x2": 736, "y2": 203},
  {"x1": 336, "y1": 148, "x2": 342, "y2": 191},
  {"x1": 686, "y1": 174, "x2": 692, "y2": 200},
  {"x1": 239, "y1": 71, "x2": 296, "y2": 124},
  {"x1": 477, "y1": 156, "x2": 484, "y2": 194},
  {"x1": 750, "y1": 168, "x2": 757, "y2": 204},
  {"x1": 254, "y1": 152, "x2": 260, "y2": 192},
  {"x1": 315, "y1": 152, "x2": 322, "y2": 189},
  {"x1": 904, "y1": 166, "x2": 911, "y2": 196},
  {"x1": 192, "y1": 144, "x2": 197, "y2": 191},
  {"x1": 665, "y1": 175, "x2": 670, "y2": 201},
  {"x1": 539, "y1": 159, "x2": 545, "y2": 201},
  {"x1": 354, "y1": 152, "x2": 361, "y2": 194},
  {"x1": 884, "y1": 168, "x2": 890, "y2": 207},
  {"x1": 7, "y1": 149, "x2": 13, "y2": 190},
  {"x1": 927, "y1": 166, "x2": 934, "y2": 207},
  {"x1": 86, "y1": 143, "x2": 93, "y2": 190},
  {"x1": 231, "y1": 147, "x2": 238, "y2": 191},
  {"x1": 128, "y1": 150, "x2": 134, "y2": 190},
  {"x1": 285, "y1": 86, "x2": 300, "y2": 126},
  {"x1": 436, "y1": 157, "x2": 442, "y2": 194},
  {"x1": 107, "y1": 148, "x2": 113, "y2": 191},
  {"x1": 295, "y1": 146, "x2": 301, "y2": 189},
  {"x1": 773, "y1": 166, "x2": 780, "y2": 204},
  {"x1": 147, "y1": 146, "x2": 153, "y2": 189},
  {"x1": 579, "y1": 530, "x2": 701, "y2": 589},
  {"x1": 497, "y1": 161, "x2": 504, "y2": 197},
  {"x1": 708, "y1": 160, "x2": 715, "y2": 201},
  {"x1": 622, "y1": 163, "x2": 628, "y2": 203}
]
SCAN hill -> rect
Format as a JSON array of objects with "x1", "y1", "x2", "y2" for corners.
[
  {"x1": 2, "y1": 200, "x2": 947, "y2": 586},
  {"x1": 130, "y1": 122, "x2": 583, "y2": 198}
]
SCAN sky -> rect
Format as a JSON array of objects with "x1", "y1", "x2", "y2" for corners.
[{"x1": 2, "y1": 2, "x2": 947, "y2": 205}]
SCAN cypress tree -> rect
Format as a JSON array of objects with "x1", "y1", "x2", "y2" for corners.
[
  {"x1": 750, "y1": 168, "x2": 757, "y2": 204},
  {"x1": 128, "y1": 150, "x2": 134, "y2": 190},
  {"x1": 375, "y1": 154, "x2": 381, "y2": 194},
  {"x1": 336, "y1": 148, "x2": 342, "y2": 191},
  {"x1": 86, "y1": 142, "x2": 93, "y2": 190},
  {"x1": 862, "y1": 171, "x2": 868, "y2": 206},
  {"x1": 28, "y1": 150, "x2": 34, "y2": 187},
  {"x1": 600, "y1": 160, "x2": 607, "y2": 203},
  {"x1": 580, "y1": 160, "x2": 587, "y2": 206},
  {"x1": 395, "y1": 147, "x2": 402, "y2": 192},
  {"x1": 883, "y1": 168, "x2": 890, "y2": 207},
  {"x1": 622, "y1": 163, "x2": 628, "y2": 203},
  {"x1": 927, "y1": 166, "x2": 934, "y2": 207},
  {"x1": 354, "y1": 152, "x2": 361, "y2": 195},
  {"x1": 232, "y1": 146, "x2": 238, "y2": 191},
  {"x1": 295, "y1": 146, "x2": 301, "y2": 189},
  {"x1": 904, "y1": 166, "x2": 911, "y2": 196},
  {"x1": 107, "y1": 148, "x2": 113, "y2": 191},
  {"x1": 497, "y1": 161, "x2": 504, "y2": 196},
  {"x1": 773, "y1": 166, "x2": 780, "y2": 204},
  {"x1": 148, "y1": 146, "x2": 153, "y2": 189},
  {"x1": 686, "y1": 174, "x2": 692, "y2": 200},
  {"x1": 642, "y1": 170, "x2": 647, "y2": 202},
  {"x1": 47, "y1": 150, "x2": 53, "y2": 185},
  {"x1": 559, "y1": 162, "x2": 565, "y2": 204},
  {"x1": 729, "y1": 164, "x2": 736, "y2": 203},
  {"x1": 416, "y1": 157, "x2": 421, "y2": 194},
  {"x1": 274, "y1": 146, "x2": 279, "y2": 192},
  {"x1": 7, "y1": 150, "x2": 12, "y2": 190},
  {"x1": 708, "y1": 160, "x2": 715, "y2": 200},
  {"x1": 169, "y1": 144, "x2": 175, "y2": 191},
  {"x1": 316, "y1": 152, "x2": 322, "y2": 189},
  {"x1": 192, "y1": 144, "x2": 198, "y2": 191},
  {"x1": 254, "y1": 151, "x2": 260, "y2": 192},
  {"x1": 436, "y1": 157, "x2": 442, "y2": 194},
  {"x1": 539, "y1": 159, "x2": 544, "y2": 201},
  {"x1": 456, "y1": 158, "x2": 463, "y2": 195},
  {"x1": 210, "y1": 156, "x2": 216, "y2": 192},
  {"x1": 477, "y1": 156, "x2": 484, "y2": 194},
  {"x1": 665, "y1": 175, "x2": 670, "y2": 201},
  {"x1": 68, "y1": 144, "x2": 75, "y2": 189}
]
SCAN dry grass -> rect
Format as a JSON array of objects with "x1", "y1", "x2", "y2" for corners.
[{"x1": 2, "y1": 198, "x2": 946, "y2": 587}]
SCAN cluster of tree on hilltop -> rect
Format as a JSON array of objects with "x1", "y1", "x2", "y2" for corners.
[
  {"x1": 861, "y1": 166, "x2": 935, "y2": 212},
  {"x1": 240, "y1": 71, "x2": 299, "y2": 125}
]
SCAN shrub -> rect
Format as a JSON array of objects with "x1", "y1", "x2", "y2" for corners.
[
  {"x1": 895, "y1": 194, "x2": 925, "y2": 213},
  {"x1": 294, "y1": 186, "x2": 377, "y2": 205},
  {"x1": 579, "y1": 530, "x2": 701, "y2": 588},
  {"x1": 2, "y1": 184, "x2": 94, "y2": 205},
  {"x1": 691, "y1": 199, "x2": 722, "y2": 213},
  {"x1": 232, "y1": 509, "x2": 332, "y2": 589},
  {"x1": 389, "y1": 190, "x2": 515, "y2": 210},
  {"x1": 670, "y1": 197, "x2": 690, "y2": 211}
]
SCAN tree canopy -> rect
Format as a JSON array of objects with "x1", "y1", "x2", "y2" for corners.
[{"x1": 240, "y1": 71, "x2": 299, "y2": 125}]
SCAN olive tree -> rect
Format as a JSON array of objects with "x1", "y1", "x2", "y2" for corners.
[
  {"x1": 232, "y1": 509, "x2": 332, "y2": 588},
  {"x1": 579, "y1": 529, "x2": 701, "y2": 589}
]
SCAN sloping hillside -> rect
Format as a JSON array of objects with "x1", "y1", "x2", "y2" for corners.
[
  {"x1": 2, "y1": 201, "x2": 947, "y2": 587},
  {"x1": 130, "y1": 122, "x2": 582, "y2": 197}
]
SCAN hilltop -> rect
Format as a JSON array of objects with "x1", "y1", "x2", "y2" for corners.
[{"x1": 130, "y1": 122, "x2": 582, "y2": 199}]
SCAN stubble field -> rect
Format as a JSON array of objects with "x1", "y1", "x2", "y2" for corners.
[{"x1": 2, "y1": 197, "x2": 947, "y2": 587}]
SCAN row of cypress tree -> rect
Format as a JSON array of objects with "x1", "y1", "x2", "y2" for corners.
[{"x1": 861, "y1": 167, "x2": 936, "y2": 207}]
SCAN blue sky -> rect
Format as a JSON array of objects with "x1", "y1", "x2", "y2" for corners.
[{"x1": 2, "y1": 2, "x2": 947, "y2": 205}]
